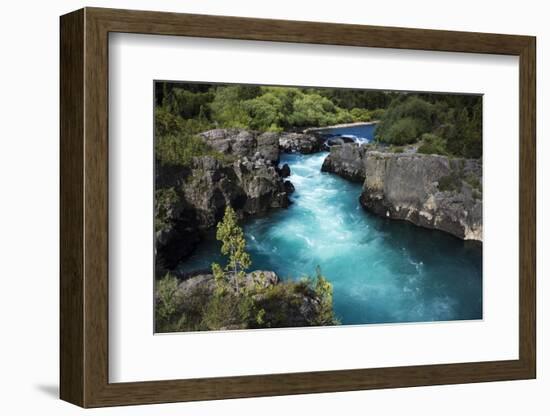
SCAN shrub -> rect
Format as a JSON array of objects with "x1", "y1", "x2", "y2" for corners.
[
  {"x1": 242, "y1": 91, "x2": 289, "y2": 131},
  {"x1": 350, "y1": 107, "x2": 372, "y2": 122},
  {"x1": 155, "y1": 133, "x2": 219, "y2": 166},
  {"x1": 464, "y1": 173, "x2": 481, "y2": 191},
  {"x1": 155, "y1": 274, "x2": 182, "y2": 332},
  {"x1": 438, "y1": 171, "x2": 463, "y2": 193},
  {"x1": 209, "y1": 85, "x2": 254, "y2": 128},
  {"x1": 370, "y1": 108, "x2": 386, "y2": 120},
  {"x1": 155, "y1": 187, "x2": 179, "y2": 233},
  {"x1": 418, "y1": 133, "x2": 448, "y2": 155},
  {"x1": 389, "y1": 145, "x2": 404, "y2": 153},
  {"x1": 287, "y1": 93, "x2": 340, "y2": 127},
  {"x1": 375, "y1": 96, "x2": 434, "y2": 144},
  {"x1": 163, "y1": 88, "x2": 214, "y2": 119},
  {"x1": 382, "y1": 117, "x2": 420, "y2": 145}
]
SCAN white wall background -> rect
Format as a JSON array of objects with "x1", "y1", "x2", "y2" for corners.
[{"x1": 0, "y1": 0, "x2": 546, "y2": 414}]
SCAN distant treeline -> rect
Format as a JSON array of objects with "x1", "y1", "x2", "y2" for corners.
[
  {"x1": 154, "y1": 82, "x2": 482, "y2": 166},
  {"x1": 375, "y1": 93, "x2": 482, "y2": 158}
]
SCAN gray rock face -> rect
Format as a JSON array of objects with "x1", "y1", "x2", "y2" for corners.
[
  {"x1": 176, "y1": 270, "x2": 280, "y2": 295},
  {"x1": 321, "y1": 143, "x2": 368, "y2": 182},
  {"x1": 279, "y1": 132, "x2": 325, "y2": 154},
  {"x1": 323, "y1": 144, "x2": 482, "y2": 241},
  {"x1": 199, "y1": 129, "x2": 280, "y2": 164},
  {"x1": 156, "y1": 138, "x2": 292, "y2": 273}
]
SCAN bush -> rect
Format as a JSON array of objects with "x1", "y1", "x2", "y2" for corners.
[
  {"x1": 155, "y1": 133, "x2": 221, "y2": 166},
  {"x1": 155, "y1": 274, "x2": 186, "y2": 332},
  {"x1": 370, "y1": 108, "x2": 386, "y2": 120},
  {"x1": 375, "y1": 96, "x2": 434, "y2": 144},
  {"x1": 382, "y1": 117, "x2": 420, "y2": 145},
  {"x1": 287, "y1": 93, "x2": 340, "y2": 127},
  {"x1": 242, "y1": 91, "x2": 289, "y2": 131},
  {"x1": 418, "y1": 133, "x2": 448, "y2": 155},
  {"x1": 464, "y1": 173, "x2": 481, "y2": 191},
  {"x1": 389, "y1": 145, "x2": 404, "y2": 153},
  {"x1": 438, "y1": 171, "x2": 463, "y2": 193},
  {"x1": 155, "y1": 187, "x2": 179, "y2": 233},
  {"x1": 209, "y1": 85, "x2": 255, "y2": 128},
  {"x1": 350, "y1": 107, "x2": 372, "y2": 122},
  {"x1": 163, "y1": 88, "x2": 214, "y2": 119}
]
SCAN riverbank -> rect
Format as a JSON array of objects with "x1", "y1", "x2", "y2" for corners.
[
  {"x1": 304, "y1": 121, "x2": 379, "y2": 134},
  {"x1": 322, "y1": 143, "x2": 482, "y2": 241}
]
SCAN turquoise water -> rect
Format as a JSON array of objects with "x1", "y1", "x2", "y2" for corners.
[{"x1": 180, "y1": 126, "x2": 482, "y2": 325}]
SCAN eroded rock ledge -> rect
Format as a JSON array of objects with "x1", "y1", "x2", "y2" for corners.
[
  {"x1": 156, "y1": 129, "x2": 295, "y2": 275},
  {"x1": 322, "y1": 143, "x2": 482, "y2": 241}
]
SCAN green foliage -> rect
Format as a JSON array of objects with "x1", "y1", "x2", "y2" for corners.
[
  {"x1": 287, "y1": 93, "x2": 339, "y2": 127},
  {"x1": 154, "y1": 187, "x2": 179, "y2": 233},
  {"x1": 317, "y1": 88, "x2": 395, "y2": 110},
  {"x1": 212, "y1": 206, "x2": 252, "y2": 293},
  {"x1": 439, "y1": 104, "x2": 482, "y2": 158},
  {"x1": 155, "y1": 273, "x2": 207, "y2": 332},
  {"x1": 375, "y1": 94, "x2": 482, "y2": 158},
  {"x1": 369, "y1": 108, "x2": 386, "y2": 120},
  {"x1": 375, "y1": 96, "x2": 434, "y2": 145},
  {"x1": 201, "y1": 291, "x2": 255, "y2": 330},
  {"x1": 389, "y1": 145, "x2": 404, "y2": 153},
  {"x1": 155, "y1": 274, "x2": 179, "y2": 328},
  {"x1": 438, "y1": 170, "x2": 463, "y2": 193},
  {"x1": 464, "y1": 173, "x2": 481, "y2": 191},
  {"x1": 242, "y1": 90, "x2": 291, "y2": 130},
  {"x1": 381, "y1": 117, "x2": 420, "y2": 145},
  {"x1": 162, "y1": 88, "x2": 214, "y2": 119},
  {"x1": 209, "y1": 85, "x2": 260, "y2": 128},
  {"x1": 311, "y1": 266, "x2": 337, "y2": 326},
  {"x1": 349, "y1": 107, "x2": 373, "y2": 122},
  {"x1": 418, "y1": 133, "x2": 448, "y2": 155},
  {"x1": 155, "y1": 133, "x2": 219, "y2": 167}
]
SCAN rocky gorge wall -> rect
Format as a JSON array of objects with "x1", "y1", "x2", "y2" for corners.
[
  {"x1": 322, "y1": 143, "x2": 483, "y2": 241},
  {"x1": 155, "y1": 129, "x2": 322, "y2": 275}
]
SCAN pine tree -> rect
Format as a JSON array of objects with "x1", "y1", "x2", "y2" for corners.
[{"x1": 211, "y1": 206, "x2": 251, "y2": 293}]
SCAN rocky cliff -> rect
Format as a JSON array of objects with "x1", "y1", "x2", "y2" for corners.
[
  {"x1": 199, "y1": 129, "x2": 280, "y2": 164},
  {"x1": 279, "y1": 132, "x2": 326, "y2": 154},
  {"x1": 156, "y1": 129, "x2": 293, "y2": 274},
  {"x1": 322, "y1": 144, "x2": 482, "y2": 241}
]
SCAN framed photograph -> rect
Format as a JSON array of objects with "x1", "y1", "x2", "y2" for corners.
[{"x1": 60, "y1": 7, "x2": 536, "y2": 408}]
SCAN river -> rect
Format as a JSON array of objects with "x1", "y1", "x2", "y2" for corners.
[{"x1": 180, "y1": 125, "x2": 482, "y2": 325}]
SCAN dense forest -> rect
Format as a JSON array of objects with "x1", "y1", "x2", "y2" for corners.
[{"x1": 155, "y1": 82, "x2": 482, "y2": 169}]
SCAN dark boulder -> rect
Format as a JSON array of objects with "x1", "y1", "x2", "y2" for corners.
[{"x1": 278, "y1": 163, "x2": 291, "y2": 178}]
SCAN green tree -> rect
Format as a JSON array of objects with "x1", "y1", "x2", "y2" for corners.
[
  {"x1": 312, "y1": 266, "x2": 337, "y2": 326},
  {"x1": 211, "y1": 206, "x2": 251, "y2": 293}
]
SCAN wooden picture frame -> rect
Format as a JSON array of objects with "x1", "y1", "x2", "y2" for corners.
[{"x1": 60, "y1": 7, "x2": 536, "y2": 408}]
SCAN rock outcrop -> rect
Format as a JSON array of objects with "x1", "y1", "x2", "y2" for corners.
[
  {"x1": 163, "y1": 270, "x2": 332, "y2": 330},
  {"x1": 322, "y1": 143, "x2": 482, "y2": 241},
  {"x1": 279, "y1": 132, "x2": 325, "y2": 154},
  {"x1": 199, "y1": 129, "x2": 280, "y2": 164},
  {"x1": 156, "y1": 130, "x2": 294, "y2": 274}
]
